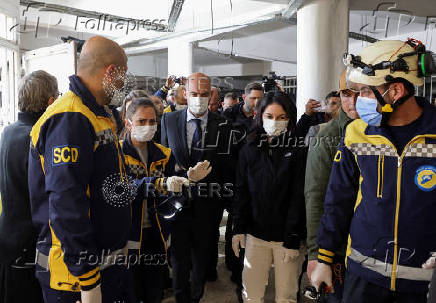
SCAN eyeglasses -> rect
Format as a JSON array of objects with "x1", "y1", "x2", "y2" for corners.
[{"x1": 348, "y1": 86, "x2": 389, "y2": 98}]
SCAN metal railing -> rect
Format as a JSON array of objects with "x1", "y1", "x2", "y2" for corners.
[
  {"x1": 283, "y1": 76, "x2": 297, "y2": 97},
  {"x1": 416, "y1": 75, "x2": 436, "y2": 105}
]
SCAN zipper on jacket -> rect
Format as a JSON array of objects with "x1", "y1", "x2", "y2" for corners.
[
  {"x1": 391, "y1": 155, "x2": 402, "y2": 291},
  {"x1": 390, "y1": 134, "x2": 433, "y2": 290},
  {"x1": 377, "y1": 155, "x2": 385, "y2": 198}
]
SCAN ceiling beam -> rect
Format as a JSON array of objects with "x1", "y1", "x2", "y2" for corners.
[
  {"x1": 281, "y1": 0, "x2": 305, "y2": 19},
  {"x1": 167, "y1": 0, "x2": 185, "y2": 32}
]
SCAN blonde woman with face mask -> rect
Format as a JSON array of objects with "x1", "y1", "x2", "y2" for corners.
[
  {"x1": 122, "y1": 98, "x2": 211, "y2": 303},
  {"x1": 232, "y1": 91, "x2": 307, "y2": 303},
  {"x1": 121, "y1": 97, "x2": 187, "y2": 303}
]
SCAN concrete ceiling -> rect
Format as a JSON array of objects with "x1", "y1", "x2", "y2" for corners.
[{"x1": 349, "y1": 0, "x2": 436, "y2": 18}]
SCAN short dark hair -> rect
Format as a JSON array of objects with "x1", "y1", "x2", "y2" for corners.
[
  {"x1": 224, "y1": 92, "x2": 238, "y2": 100},
  {"x1": 385, "y1": 77, "x2": 416, "y2": 96},
  {"x1": 244, "y1": 82, "x2": 263, "y2": 95},
  {"x1": 325, "y1": 91, "x2": 340, "y2": 102}
]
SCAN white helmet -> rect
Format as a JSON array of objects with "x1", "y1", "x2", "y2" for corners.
[{"x1": 344, "y1": 40, "x2": 424, "y2": 87}]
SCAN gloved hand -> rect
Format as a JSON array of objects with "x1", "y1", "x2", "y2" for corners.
[
  {"x1": 187, "y1": 160, "x2": 212, "y2": 182},
  {"x1": 311, "y1": 263, "x2": 333, "y2": 292},
  {"x1": 283, "y1": 248, "x2": 300, "y2": 263},
  {"x1": 79, "y1": 285, "x2": 102, "y2": 303},
  {"x1": 422, "y1": 252, "x2": 436, "y2": 269},
  {"x1": 232, "y1": 234, "x2": 246, "y2": 258},
  {"x1": 166, "y1": 176, "x2": 190, "y2": 192}
]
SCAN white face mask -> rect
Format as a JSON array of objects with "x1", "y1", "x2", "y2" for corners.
[
  {"x1": 263, "y1": 118, "x2": 289, "y2": 137},
  {"x1": 175, "y1": 103, "x2": 188, "y2": 111},
  {"x1": 131, "y1": 124, "x2": 157, "y2": 142},
  {"x1": 188, "y1": 96, "x2": 209, "y2": 115}
]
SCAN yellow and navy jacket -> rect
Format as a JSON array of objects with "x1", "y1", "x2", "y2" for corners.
[
  {"x1": 121, "y1": 136, "x2": 175, "y2": 254},
  {"x1": 28, "y1": 75, "x2": 137, "y2": 292},
  {"x1": 317, "y1": 97, "x2": 436, "y2": 293},
  {"x1": 163, "y1": 104, "x2": 176, "y2": 114}
]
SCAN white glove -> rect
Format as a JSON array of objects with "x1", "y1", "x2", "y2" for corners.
[
  {"x1": 422, "y1": 252, "x2": 436, "y2": 269},
  {"x1": 283, "y1": 248, "x2": 300, "y2": 263},
  {"x1": 79, "y1": 284, "x2": 102, "y2": 303},
  {"x1": 187, "y1": 160, "x2": 212, "y2": 182},
  {"x1": 232, "y1": 234, "x2": 246, "y2": 258},
  {"x1": 311, "y1": 262, "x2": 333, "y2": 292},
  {"x1": 166, "y1": 176, "x2": 190, "y2": 192}
]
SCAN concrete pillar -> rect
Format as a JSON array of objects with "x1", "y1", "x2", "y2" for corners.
[
  {"x1": 168, "y1": 41, "x2": 193, "y2": 77},
  {"x1": 296, "y1": 0, "x2": 349, "y2": 117}
]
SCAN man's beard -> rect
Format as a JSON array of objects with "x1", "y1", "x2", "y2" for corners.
[{"x1": 102, "y1": 70, "x2": 136, "y2": 107}]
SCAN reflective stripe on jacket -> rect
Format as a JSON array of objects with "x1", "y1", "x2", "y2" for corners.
[{"x1": 317, "y1": 97, "x2": 436, "y2": 293}]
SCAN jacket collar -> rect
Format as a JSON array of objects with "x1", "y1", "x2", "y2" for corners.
[
  {"x1": 123, "y1": 135, "x2": 166, "y2": 165},
  {"x1": 68, "y1": 75, "x2": 110, "y2": 118},
  {"x1": 17, "y1": 111, "x2": 43, "y2": 125}
]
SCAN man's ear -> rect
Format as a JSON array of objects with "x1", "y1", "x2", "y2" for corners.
[
  {"x1": 104, "y1": 64, "x2": 116, "y2": 81},
  {"x1": 242, "y1": 94, "x2": 246, "y2": 100},
  {"x1": 391, "y1": 82, "x2": 406, "y2": 102},
  {"x1": 124, "y1": 119, "x2": 131, "y2": 131}
]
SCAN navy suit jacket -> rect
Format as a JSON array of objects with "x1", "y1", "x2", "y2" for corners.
[{"x1": 161, "y1": 109, "x2": 236, "y2": 202}]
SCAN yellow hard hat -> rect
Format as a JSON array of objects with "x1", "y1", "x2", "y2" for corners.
[
  {"x1": 344, "y1": 40, "x2": 424, "y2": 87},
  {"x1": 339, "y1": 70, "x2": 347, "y2": 91}
]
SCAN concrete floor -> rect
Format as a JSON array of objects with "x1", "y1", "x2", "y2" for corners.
[{"x1": 162, "y1": 212, "x2": 313, "y2": 303}]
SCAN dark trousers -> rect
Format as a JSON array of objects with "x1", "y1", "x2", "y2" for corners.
[
  {"x1": 132, "y1": 227, "x2": 167, "y2": 303},
  {"x1": 342, "y1": 271, "x2": 427, "y2": 303},
  {"x1": 224, "y1": 212, "x2": 244, "y2": 287},
  {"x1": 38, "y1": 265, "x2": 134, "y2": 303},
  {"x1": 169, "y1": 206, "x2": 217, "y2": 303},
  {"x1": 324, "y1": 257, "x2": 345, "y2": 303},
  {"x1": 208, "y1": 206, "x2": 225, "y2": 278},
  {"x1": 0, "y1": 263, "x2": 44, "y2": 303}
]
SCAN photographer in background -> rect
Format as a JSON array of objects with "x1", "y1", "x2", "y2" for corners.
[
  {"x1": 305, "y1": 91, "x2": 341, "y2": 143},
  {"x1": 155, "y1": 75, "x2": 186, "y2": 102},
  {"x1": 222, "y1": 92, "x2": 239, "y2": 111},
  {"x1": 167, "y1": 89, "x2": 175, "y2": 105},
  {"x1": 163, "y1": 85, "x2": 187, "y2": 113}
]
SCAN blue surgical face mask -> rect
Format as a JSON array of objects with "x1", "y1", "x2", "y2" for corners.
[{"x1": 356, "y1": 96, "x2": 382, "y2": 126}]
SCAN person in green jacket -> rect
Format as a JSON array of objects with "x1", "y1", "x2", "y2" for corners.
[{"x1": 304, "y1": 71, "x2": 359, "y2": 302}]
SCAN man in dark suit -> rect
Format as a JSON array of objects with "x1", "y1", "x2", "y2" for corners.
[{"x1": 161, "y1": 72, "x2": 235, "y2": 303}]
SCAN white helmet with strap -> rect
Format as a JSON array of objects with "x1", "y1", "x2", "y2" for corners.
[
  {"x1": 343, "y1": 39, "x2": 436, "y2": 114},
  {"x1": 343, "y1": 39, "x2": 431, "y2": 87}
]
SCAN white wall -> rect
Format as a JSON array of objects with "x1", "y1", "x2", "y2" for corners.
[
  {"x1": 127, "y1": 54, "x2": 168, "y2": 78},
  {"x1": 0, "y1": 0, "x2": 19, "y2": 19}
]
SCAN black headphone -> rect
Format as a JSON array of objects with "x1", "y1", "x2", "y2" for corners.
[{"x1": 343, "y1": 38, "x2": 436, "y2": 78}]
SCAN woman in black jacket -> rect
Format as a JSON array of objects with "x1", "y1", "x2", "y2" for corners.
[{"x1": 232, "y1": 91, "x2": 307, "y2": 303}]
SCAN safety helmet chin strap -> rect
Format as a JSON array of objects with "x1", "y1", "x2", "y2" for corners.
[{"x1": 369, "y1": 83, "x2": 413, "y2": 125}]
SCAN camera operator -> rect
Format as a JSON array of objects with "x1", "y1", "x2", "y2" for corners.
[
  {"x1": 163, "y1": 85, "x2": 187, "y2": 113},
  {"x1": 222, "y1": 92, "x2": 239, "y2": 111}
]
